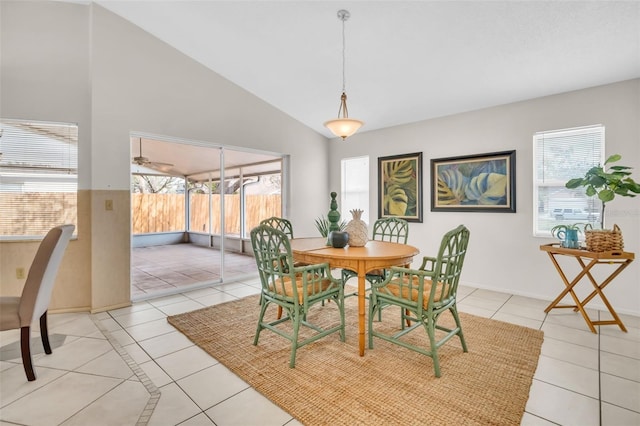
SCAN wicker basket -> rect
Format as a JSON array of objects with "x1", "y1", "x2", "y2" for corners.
[{"x1": 585, "y1": 224, "x2": 624, "y2": 252}]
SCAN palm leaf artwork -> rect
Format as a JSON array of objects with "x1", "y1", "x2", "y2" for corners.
[
  {"x1": 382, "y1": 159, "x2": 418, "y2": 216},
  {"x1": 437, "y1": 159, "x2": 508, "y2": 206}
]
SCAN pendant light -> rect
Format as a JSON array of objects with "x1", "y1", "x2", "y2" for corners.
[{"x1": 324, "y1": 9, "x2": 364, "y2": 140}]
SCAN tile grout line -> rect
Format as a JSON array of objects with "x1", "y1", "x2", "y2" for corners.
[
  {"x1": 597, "y1": 311, "x2": 602, "y2": 426},
  {"x1": 90, "y1": 314, "x2": 160, "y2": 426}
]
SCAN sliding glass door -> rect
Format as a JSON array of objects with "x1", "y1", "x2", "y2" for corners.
[{"x1": 131, "y1": 134, "x2": 284, "y2": 300}]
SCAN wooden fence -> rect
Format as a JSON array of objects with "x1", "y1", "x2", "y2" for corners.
[
  {"x1": 1, "y1": 193, "x2": 280, "y2": 236},
  {"x1": 132, "y1": 193, "x2": 281, "y2": 235},
  {"x1": 0, "y1": 193, "x2": 77, "y2": 236}
]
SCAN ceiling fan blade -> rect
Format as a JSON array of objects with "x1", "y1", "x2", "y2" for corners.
[{"x1": 131, "y1": 138, "x2": 174, "y2": 171}]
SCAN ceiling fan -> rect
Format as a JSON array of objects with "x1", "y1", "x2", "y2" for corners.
[{"x1": 132, "y1": 138, "x2": 174, "y2": 172}]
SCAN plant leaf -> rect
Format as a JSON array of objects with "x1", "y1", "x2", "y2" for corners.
[
  {"x1": 609, "y1": 165, "x2": 632, "y2": 171},
  {"x1": 565, "y1": 178, "x2": 583, "y2": 189},
  {"x1": 598, "y1": 189, "x2": 615, "y2": 202},
  {"x1": 605, "y1": 154, "x2": 621, "y2": 164}
]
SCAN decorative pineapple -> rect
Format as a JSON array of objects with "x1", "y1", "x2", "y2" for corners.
[{"x1": 345, "y1": 209, "x2": 368, "y2": 247}]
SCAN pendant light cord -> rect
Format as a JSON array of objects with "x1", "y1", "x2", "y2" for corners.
[
  {"x1": 337, "y1": 9, "x2": 350, "y2": 118},
  {"x1": 341, "y1": 14, "x2": 346, "y2": 94}
]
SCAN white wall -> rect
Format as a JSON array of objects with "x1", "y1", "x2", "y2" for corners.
[
  {"x1": 1, "y1": 1, "x2": 330, "y2": 310},
  {"x1": 89, "y1": 3, "x2": 330, "y2": 235},
  {"x1": 329, "y1": 79, "x2": 640, "y2": 316},
  {"x1": 0, "y1": 1, "x2": 93, "y2": 186},
  {"x1": 1, "y1": 0, "x2": 330, "y2": 234}
]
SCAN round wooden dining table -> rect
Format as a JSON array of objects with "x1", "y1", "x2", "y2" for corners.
[{"x1": 290, "y1": 237, "x2": 420, "y2": 356}]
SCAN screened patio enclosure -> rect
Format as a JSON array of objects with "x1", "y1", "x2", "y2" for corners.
[{"x1": 130, "y1": 135, "x2": 286, "y2": 300}]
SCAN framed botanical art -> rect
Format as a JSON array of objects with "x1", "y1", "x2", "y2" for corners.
[
  {"x1": 431, "y1": 150, "x2": 516, "y2": 213},
  {"x1": 378, "y1": 152, "x2": 423, "y2": 222}
]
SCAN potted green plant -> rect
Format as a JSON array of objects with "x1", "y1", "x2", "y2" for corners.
[
  {"x1": 550, "y1": 223, "x2": 584, "y2": 249},
  {"x1": 314, "y1": 215, "x2": 347, "y2": 237},
  {"x1": 565, "y1": 154, "x2": 640, "y2": 230}
]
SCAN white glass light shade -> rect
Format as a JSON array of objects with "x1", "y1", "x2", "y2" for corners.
[{"x1": 324, "y1": 118, "x2": 364, "y2": 140}]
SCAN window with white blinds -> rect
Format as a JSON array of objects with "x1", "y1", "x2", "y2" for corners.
[
  {"x1": 0, "y1": 118, "x2": 78, "y2": 239},
  {"x1": 533, "y1": 125, "x2": 604, "y2": 236},
  {"x1": 341, "y1": 156, "x2": 369, "y2": 224}
]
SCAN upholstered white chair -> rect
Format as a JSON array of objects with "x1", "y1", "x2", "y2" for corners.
[{"x1": 0, "y1": 224, "x2": 75, "y2": 381}]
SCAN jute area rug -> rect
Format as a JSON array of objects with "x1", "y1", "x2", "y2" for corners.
[{"x1": 167, "y1": 290, "x2": 543, "y2": 426}]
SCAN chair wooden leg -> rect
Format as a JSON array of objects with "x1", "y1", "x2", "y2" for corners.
[
  {"x1": 40, "y1": 312, "x2": 52, "y2": 354},
  {"x1": 450, "y1": 306, "x2": 468, "y2": 352},
  {"x1": 368, "y1": 297, "x2": 376, "y2": 349},
  {"x1": 253, "y1": 302, "x2": 269, "y2": 346},
  {"x1": 289, "y1": 310, "x2": 302, "y2": 368},
  {"x1": 20, "y1": 326, "x2": 36, "y2": 381},
  {"x1": 400, "y1": 308, "x2": 412, "y2": 329},
  {"x1": 426, "y1": 320, "x2": 441, "y2": 378},
  {"x1": 277, "y1": 306, "x2": 283, "y2": 319}
]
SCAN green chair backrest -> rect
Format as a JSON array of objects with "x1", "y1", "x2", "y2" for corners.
[
  {"x1": 372, "y1": 217, "x2": 409, "y2": 244},
  {"x1": 250, "y1": 224, "x2": 298, "y2": 301},
  {"x1": 431, "y1": 224, "x2": 470, "y2": 302},
  {"x1": 259, "y1": 217, "x2": 294, "y2": 239}
]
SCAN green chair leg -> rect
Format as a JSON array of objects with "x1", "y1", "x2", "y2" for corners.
[
  {"x1": 425, "y1": 320, "x2": 441, "y2": 378},
  {"x1": 289, "y1": 310, "x2": 302, "y2": 368},
  {"x1": 253, "y1": 301, "x2": 269, "y2": 346},
  {"x1": 450, "y1": 306, "x2": 468, "y2": 352}
]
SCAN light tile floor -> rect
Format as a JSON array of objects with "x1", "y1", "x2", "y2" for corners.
[
  {"x1": 131, "y1": 244, "x2": 258, "y2": 300},
  {"x1": 1, "y1": 277, "x2": 639, "y2": 425}
]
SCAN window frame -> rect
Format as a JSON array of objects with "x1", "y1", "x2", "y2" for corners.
[
  {"x1": 532, "y1": 124, "x2": 604, "y2": 237},
  {"x1": 341, "y1": 155, "x2": 370, "y2": 225},
  {"x1": 0, "y1": 118, "x2": 78, "y2": 240}
]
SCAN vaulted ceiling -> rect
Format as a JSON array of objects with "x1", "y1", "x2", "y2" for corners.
[
  {"x1": 101, "y1": 0, "x2": 639, "y2": 140},
  {"x1": 95, "y1": 1, "x2": 639, "y2": 176}
]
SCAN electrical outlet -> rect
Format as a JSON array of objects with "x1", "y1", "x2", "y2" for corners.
[
  {"x1": 105, "y1": 199, "x2": 113, "y2": 211},
  {"x1": 16, "y1": 267, "x2": 26, "y2": 279}
]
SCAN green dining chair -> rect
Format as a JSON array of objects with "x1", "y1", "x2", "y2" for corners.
[
  {"x1": 250, "y1": 224, "x2": 345, "y2": 368},
  {"x1": 259, "y1": 216, "x2": 295, "y2": 239},
  {"x1": 368, "y1": 224, "x2": 470, "y2": 377},
  {"x1": 259, "y1": 217, "x2": 308, "y2": 319}
]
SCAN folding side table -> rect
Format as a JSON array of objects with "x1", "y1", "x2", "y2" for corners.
[{"x1": 540, "y1": 243, "x2": 634, "y2": 333}]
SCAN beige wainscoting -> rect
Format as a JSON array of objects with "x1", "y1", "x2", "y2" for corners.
[
  {"x1": 89, "y1": 189, "x2": 131, "y2": 312},
  {"x1": 0, "y1": 189, "x2": 133, "y2": 313}
]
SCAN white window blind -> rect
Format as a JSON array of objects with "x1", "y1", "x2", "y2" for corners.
[
  {"x1": 341, "y1": 156, "x2": 369, "y2": 224},
  {"x1": 533, "y1": 125, "x2": 604, "y2": 236},
  {"x1": 0, "y1": 118, "x2": 78, "y2": 239}
]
